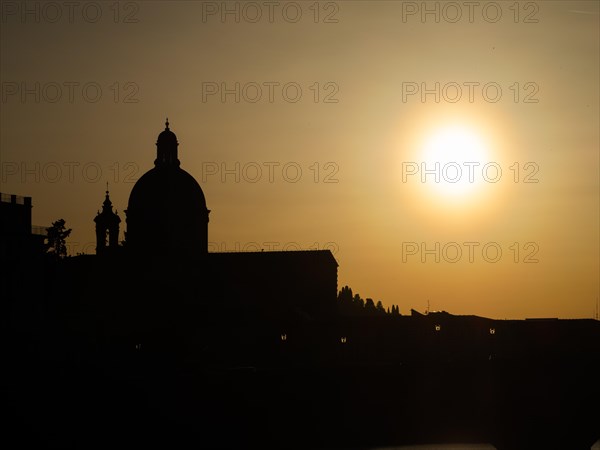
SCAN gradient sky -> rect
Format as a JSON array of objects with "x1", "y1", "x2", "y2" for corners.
[{"x1": 1, "y1": 1, "x2": 598, "y2": 319}]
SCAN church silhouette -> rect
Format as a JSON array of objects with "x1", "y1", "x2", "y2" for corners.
[{"x1": 83, "y1": 120, "x2": 338, "y2": 356}]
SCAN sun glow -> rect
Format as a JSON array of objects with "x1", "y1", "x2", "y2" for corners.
[{"x1": 420, "y1": 125, "x2": 491, "y2": 198}]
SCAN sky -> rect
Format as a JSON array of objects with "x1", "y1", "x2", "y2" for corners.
[{"x1": 1, "y1": 1, "x2": 598, "y2": 319}]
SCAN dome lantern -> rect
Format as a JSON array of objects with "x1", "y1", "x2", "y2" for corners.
[{"x1": 155, "y1": 117, "x2": 180, "y2": 167}]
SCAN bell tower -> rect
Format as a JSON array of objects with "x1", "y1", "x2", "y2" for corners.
[{"x1": 94, "y1": 185, "x2": 121, "y2": 255}]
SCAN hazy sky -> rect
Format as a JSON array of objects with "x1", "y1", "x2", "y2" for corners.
[{"x1": 1, "y1": 1, "x2": 598, "y2": 319}]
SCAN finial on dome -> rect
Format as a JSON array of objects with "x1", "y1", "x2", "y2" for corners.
[
  {"x1": 105, "y1": 181, "x2": 109, "y2": 196},
  {"x1": 165, "y1": 117, "x2": 169, "y2": 130}
]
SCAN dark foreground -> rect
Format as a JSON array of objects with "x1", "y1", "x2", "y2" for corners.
[{"x1": 5, "y1": 315, "x2": 600, "y2": 450}]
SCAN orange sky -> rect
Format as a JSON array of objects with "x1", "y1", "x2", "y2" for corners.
[{"x1": 1, "y1": 1, "x2": 598, "y2": 319}]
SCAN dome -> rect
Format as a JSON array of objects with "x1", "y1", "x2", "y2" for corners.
[
  {"x1": 128, "y1": 166, "x2": 207, "y2": 213},
  {"x1": 128, "y1": 167, "x2": 206, "y2": 212},
  {"x1": 125, "y1": 120, "x2": 209, "y2": 256}
]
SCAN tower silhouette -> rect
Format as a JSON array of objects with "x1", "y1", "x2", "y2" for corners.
[{"x1": 94, "y1": 186, "x2": 121, "y2": 255}]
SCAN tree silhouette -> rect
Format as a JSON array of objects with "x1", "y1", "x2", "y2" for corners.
[
  {"x1": 353, "y1": 294, "x2": 365, "y2": 311},
  {"x1": 337, "y1": 285, "x2": 353, "y2": 314},
  {"x1": 45, "y1": 219, "x2": 72, "y2": 259},
  {"x1": 365, "y1": 298, "x2": 376, "y2": 315},
  {"x1": 337, "y1": 286, "x2": 403, "y2": 316}
]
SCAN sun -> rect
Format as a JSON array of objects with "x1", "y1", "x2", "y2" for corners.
[{"x1": 420, "y1": 125, "x2": 491, "y2": 198}]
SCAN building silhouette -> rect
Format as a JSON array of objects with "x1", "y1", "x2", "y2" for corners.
[
  {"x1": 0, "y1": 193, "x2": 46, "y2": 260},
  {"x1": 83, "y1": 121, "x2": 338, "y2": 346}
]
